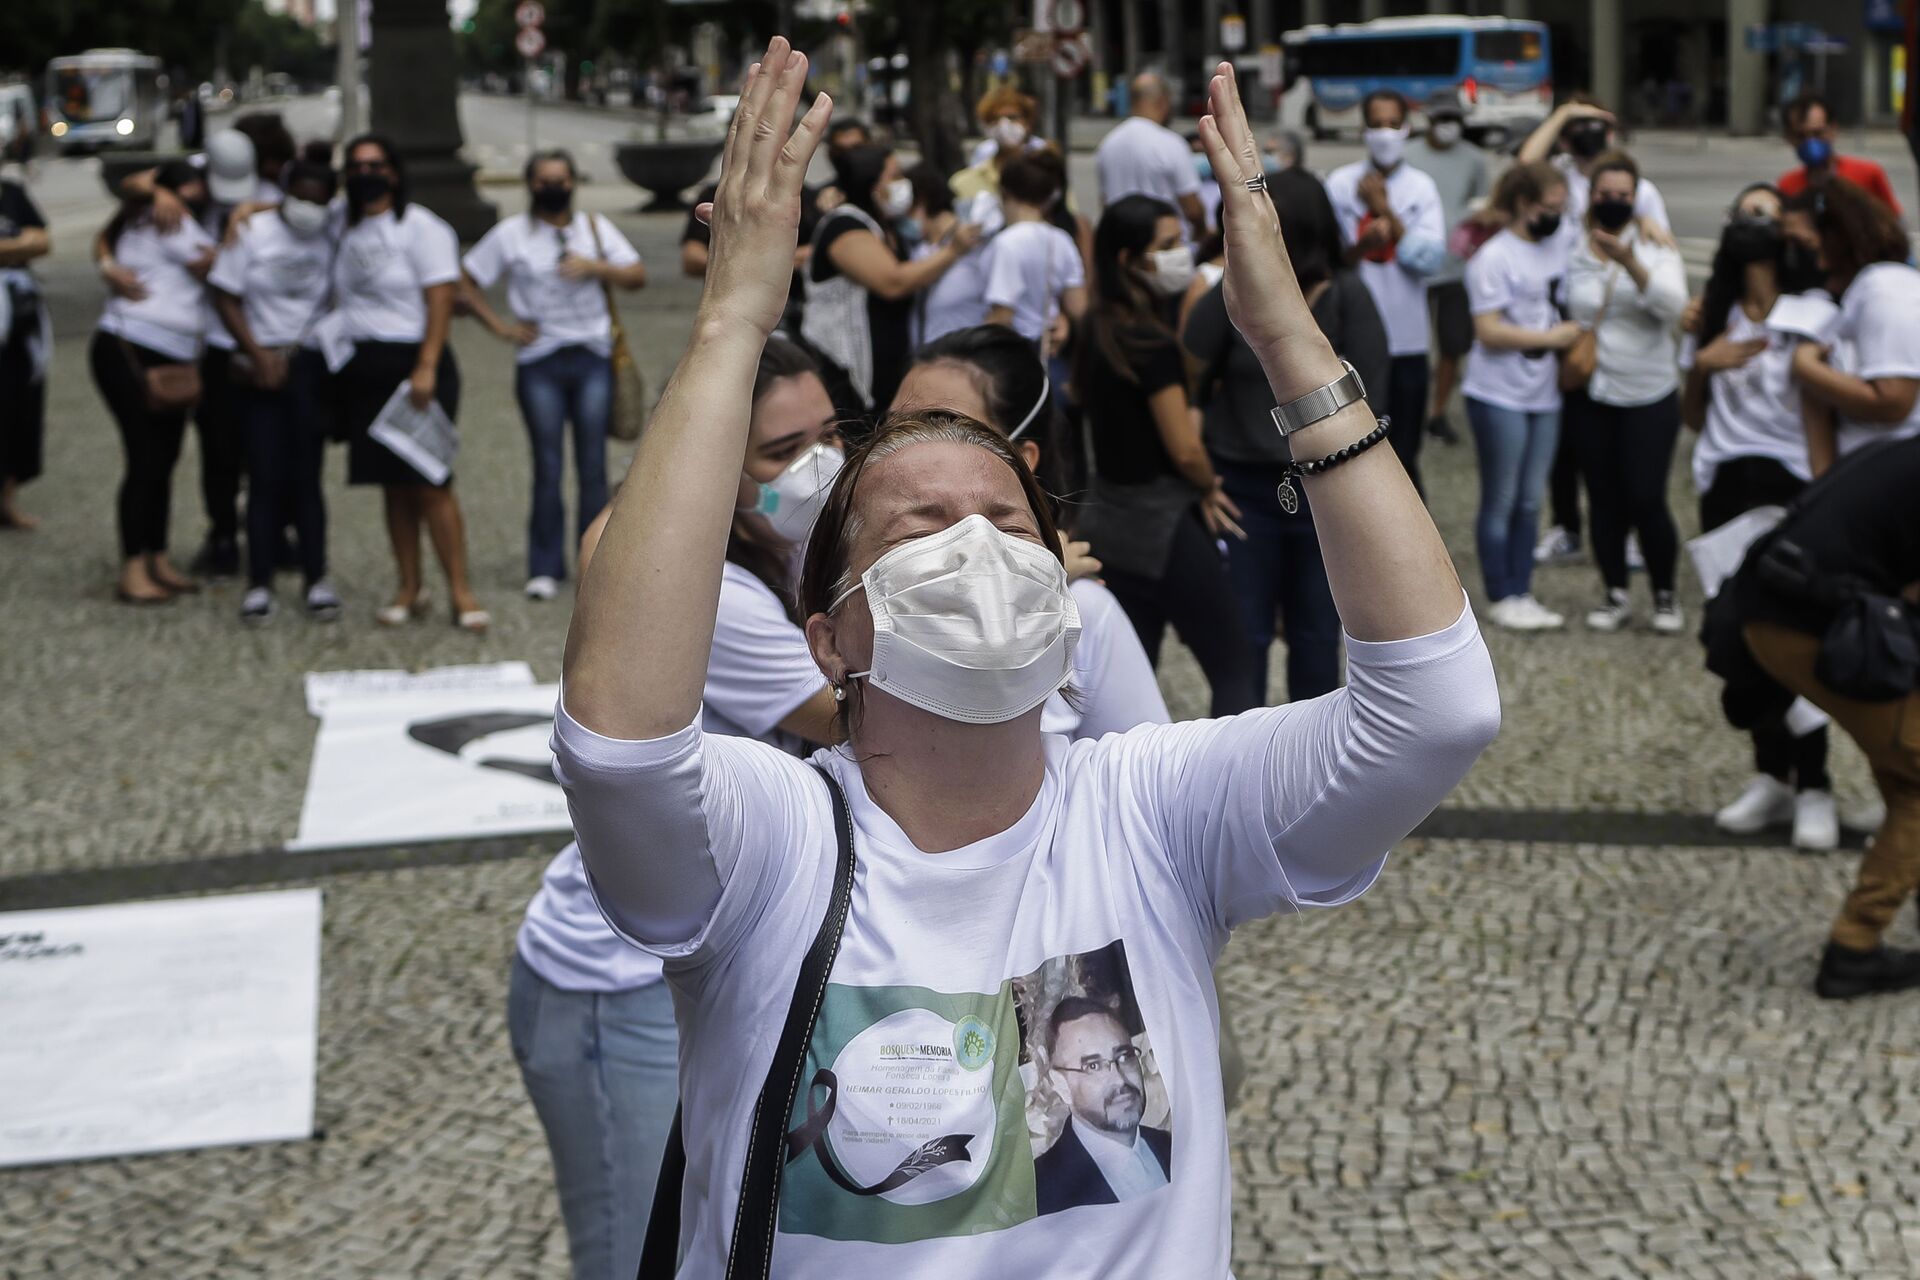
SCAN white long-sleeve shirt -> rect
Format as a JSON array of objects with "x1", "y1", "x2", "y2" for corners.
[
  {"x1": 552, "y1": 599, "x2": 1497, "y2": 1278},
  {"x1": 1561, "y1": 228, "x2": 1689, "y2": 407}
]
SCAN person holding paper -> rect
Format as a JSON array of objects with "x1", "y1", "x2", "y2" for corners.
[
  {"x1": 1560, "y1": 151, "x2": 1689, "y2": 636},
  {"x1": 1781, "y1": 179, "x2": 1920, "y2": 476},
  {"x1": 331, "y1": 135, "x2": 489, "y2": 632},
  {"x1": 1679, "y1": 182, "x2": 1837, "y2": 850}
]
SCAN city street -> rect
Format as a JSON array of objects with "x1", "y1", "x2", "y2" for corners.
[{"x1": 5, "y1": 101, "x2": 1920, "y2": 1278}]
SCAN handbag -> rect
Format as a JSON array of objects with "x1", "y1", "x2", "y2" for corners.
[
  {"x1": 1815, "y1": 592, "x2": 1919, "y2": 701},
  {"x1": 1558, "y1": 262, "x2": 1619, "y2": 393},
  {"x1": 121, "y1": 336, "x2": 202, "y2": 412},
  {"x1": 637, "y1": 763, "x2": 856, "y2": 1280},
  {"x1": 586, "y1": 213, "x2": 648, "y2": 442}
]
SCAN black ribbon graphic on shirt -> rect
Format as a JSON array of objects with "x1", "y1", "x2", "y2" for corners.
[{"x1": 783, "y1": 1068, "x2": 975, "y2": 1196}]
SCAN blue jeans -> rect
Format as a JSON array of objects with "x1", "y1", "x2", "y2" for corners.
[
  {"x1": 508, "y1": 954, "x2": 679, "y2": 1280},
  {"x1": 1466, "y1": 397, "x2": 1560, "y2": 602},
  {"x1": 515, "y1": 345, "x2": 611, "y2": 581},
  {"x1": 1218, "y1": 459, "x2": 1343, "y2": 702}
]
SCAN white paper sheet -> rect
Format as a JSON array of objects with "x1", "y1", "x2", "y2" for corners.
[
  {"x1": 367, "y1": 380, "x2": 458, "y2": 485},
  {"x1": 312, "y1": 310, "x2": 354, "y2": 374},
  {"x1": 304, "y1": 661, "x2": 537, "y2": 717},
  {"x1": 1765, "y1": 293, "x2": 1841, "y2": 344},
  {"x1": 290, "y1": 682, "x2": 570, "y2": 851},
  {"x1": 0, "y1": 890, "x2": 322, "y2": 1168},
  {"x1": 1686, "y1": 505, "x2": 1786, "y2": 599}
]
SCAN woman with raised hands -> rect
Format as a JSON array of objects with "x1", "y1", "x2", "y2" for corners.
[{"x1": 558, "y1": 43, "x2": 1496, "y2": 1278}]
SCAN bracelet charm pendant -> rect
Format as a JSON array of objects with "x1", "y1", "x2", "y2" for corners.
[{"x1": 1277, "y1": 476, "x2": 1300, "y2": 515}]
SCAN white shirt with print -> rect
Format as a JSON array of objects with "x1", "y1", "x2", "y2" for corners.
[
  {"x1": 206, "y1": 210, "x2": 336, "y2": 349},
  {"x1": 1326, "y1": 161, "x2": 1447, "y2": 357},
  {"x1": 1460, "y1": 228, "x2": 1570, "y2": 414},
  {"x1": 553, "y1": 602, "x2": 1496, "y2": 1278},
  {"x1": 332, "y1": 205, "x2": 460, "y2": 344},
  {"x1": 462, "y1": 210, "x2": 641, "y2": 364},
  {"x1": 1679, "y1": 298, "x2": 1821, "y2": 493},
  {"x1": 99, "y1": 218, "x2": 215, "y2": 362}
]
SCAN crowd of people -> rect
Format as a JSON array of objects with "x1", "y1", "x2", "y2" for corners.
[{"x1": 2, "y1": 52, "x2": 1917, "y2": 1277}]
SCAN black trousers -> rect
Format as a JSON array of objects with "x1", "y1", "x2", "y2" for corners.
[
  {"x1": 1565, "y1": 388, "x2": 1682, "y2": 594},
  {"x1": 1700, "y1": 455, "x2": 1831, "y2": 790},
  {"x1": 0, "y1": 321, "x2": 45, "y2": 485},
  {"x1": 242, "y1": 350, "x2": 330, "y2": 588},
  {"x1": 1384, "y1": 353, "x2": 1429, "y2": 498},
  {"x1": 1548, "y1": 420, "x2": 1583, "y2": 539},
  {"x1": 1102, "y1": 507, "x2": 1260, "y2": 718},
  {"x1": 196, "y1": 346, "x2": 244, "y2": 542},
  {"x1": 90, "y1": 330, "x2": 191, "y2": 558}
]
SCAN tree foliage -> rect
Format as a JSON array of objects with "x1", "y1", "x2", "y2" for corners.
[{"x1": 0, "y1": 0, "x2": 250, "y2": 83}]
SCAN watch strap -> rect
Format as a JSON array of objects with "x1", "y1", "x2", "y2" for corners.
[{"x1": 1270, "y1": 361, "x2": 1366, "y2": 437}]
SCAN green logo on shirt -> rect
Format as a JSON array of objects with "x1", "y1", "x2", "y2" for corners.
[{"x1": 954, "y1": 1014, "x2": 995, "y2": 1071}]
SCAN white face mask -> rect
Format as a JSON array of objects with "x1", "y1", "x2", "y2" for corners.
[
  {"x1": 752, "y1": 441, "x2": 844, "y2": 546},
  {"x1": 879, "y1": 177, "x2": 915, "y2": 218},
  {"x1": 1364, "y1": 125, "x2": 1409, "y2": 170},
  {"x1": 832, "y1": 513, "x2": 1081, "y2": 725},
  {"x1": 1430, "y1": 121, "x2": 1463, "y2": 147},
  {"x1": 1144, "y1": 245, "x2": 1195, "y2": 296},
  {"x1": 281, "y1": 197, "x2": 330, "y2": 238},
  {"x1": 989, "y1": 118, "x2": 1029, "y2": 149}
]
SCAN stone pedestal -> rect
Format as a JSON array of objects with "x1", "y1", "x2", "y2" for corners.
[{"x1": 368, "y1": 0, "x2": 496, "y2": 242}]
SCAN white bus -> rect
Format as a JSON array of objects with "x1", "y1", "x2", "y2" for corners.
[{"x1": 45, "y1": 50, "x2": 168, "y2": 153}]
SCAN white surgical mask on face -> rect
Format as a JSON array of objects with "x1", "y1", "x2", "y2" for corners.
[
  {"x1": 752, "y1": 441, "x2": 844, "y2": 546},
  {"x1": 1144, "y1": 245, "x2": 1195, "y2": 296},
  {"x1": 989, "y1": 118, "x2": 1029, "y2": 149},
  {"x1": 831, "y1": 513, "x2": 1081, "y2": 724},
  {"x1": 1364, "y1": 125, "x2": 1409, "y2": 169},
  {"x1": 1430, "y1": 121, "x2": 1463, "y2": 147},
  {"x1": 280, "y1": 197, "x2": 329, "y2": 238},
  {"x1": 879, "y1": 177, "x2": 915, "y2": 218}
]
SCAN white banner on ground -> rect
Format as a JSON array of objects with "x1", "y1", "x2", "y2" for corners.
[
  {"x1": 0, "y1": 889, "x2": 322, "y2": 1168},
  {"x1": 303, "y1": 661, "x2": 537, "y2": 716},
  {"x1": 290, "y1": 682, "x2": 570, "y2": 851}
]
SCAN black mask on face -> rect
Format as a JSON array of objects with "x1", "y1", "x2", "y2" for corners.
[
  {"x1": 1721, "y1": 217, "x2": 1783, "y2": 265},
  {"x1": 530, "y1": 183, "x2": 572, "y2": 213},
  {"x1": 346, "y1": 172, "x2": 392, "y2": 205},
  {"x1": 1527, "y1": 210, "x2": 1562, "y2": 241},
  {"x1": 1590, "y1": 197, "x2": 1634, "y2": 232},
  {"x1": 1778, "y1": 239, "x2": 1827, "y2": 294},
  {"x1": 1565, "y1": 121, "x2": 1609, "y2": 159}
]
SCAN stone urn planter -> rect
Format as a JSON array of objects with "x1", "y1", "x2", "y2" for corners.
[{"x1": 613, "y1": 139, "x2": 724, "y2": 211}]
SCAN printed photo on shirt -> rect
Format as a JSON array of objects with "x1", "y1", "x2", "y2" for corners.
[{"x1": 1014, "y1": 939, "x2": 1173, "y2": 1216}]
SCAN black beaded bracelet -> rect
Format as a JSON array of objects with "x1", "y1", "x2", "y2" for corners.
[{"x1": 1276, "y1": 417, "x2": 1391, "y2": 514}]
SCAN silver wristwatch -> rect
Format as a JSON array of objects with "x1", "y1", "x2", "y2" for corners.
[{"x1": 1269, "y1": 361, "x2": 1367, "y2": 445}]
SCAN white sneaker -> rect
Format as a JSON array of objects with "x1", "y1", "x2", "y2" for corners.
[
  {"x1": 1843, "y1": 797, "x2": 1889, "y2": 834},
  {"x1": 1489, "y1": 596, "x2": 1553, "y2": 632},
  {"x1": 1515, "y1": 594, "x2": 1566, "y2": 629},
  {"x1": 1585, "y1": 588, "x2": 1632, "y2": 632},
  {"x1": 1535, "y1": 525, "x2": 1581, "y2": 565},
  {"x1": 1626, "y1": 532, "x2": 1646, "y2": 573},
  {"x1": 240, "y1": 586, "x2": 274, "y2": 625},
  {"x1": 1715, "y1": 774, "x2": 1795, "y2": 834},
  {"x1": 1792, "y1": 789, "x2": 1841, "y2": 851},
  {"x1": 1650, "y1": 593, "x2": 1685, "y2": 635},
  {"x1": 524, "y1": 575, "x2": 560, "y2": 601}
]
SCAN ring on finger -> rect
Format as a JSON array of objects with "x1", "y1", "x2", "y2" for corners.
[{"x1": 1244, "y1": 173, "x2": 1268, "y2": 194}]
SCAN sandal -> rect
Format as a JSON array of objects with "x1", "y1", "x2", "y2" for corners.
[
  {"x1": 115, "y1": 585, "x2": 173, "y2": 606},
  {"x1": 375, "y1": 591, "x2": 433, "y2": 627},
  {"x1": 453, "y1": 607, "x2": 491, "y2": 634}
]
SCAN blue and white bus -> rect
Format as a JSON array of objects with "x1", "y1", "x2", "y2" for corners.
[{"x1": 1279, "y1": 16, "x2": 1551, "y2": 146}]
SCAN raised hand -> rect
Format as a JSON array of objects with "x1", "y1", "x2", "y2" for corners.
[
  {"x1": 697, "y1": 38, "x2": 831, "y2": 340},
  {"x1": 1194, "y1": 62, "x2": 1343, "y2": 400}
]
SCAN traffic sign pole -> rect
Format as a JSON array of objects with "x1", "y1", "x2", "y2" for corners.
[{"x1": 516, "y1": 5, "x2": 545, "y2": 167}]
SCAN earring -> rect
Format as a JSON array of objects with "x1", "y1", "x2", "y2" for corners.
[{"x1": 832, "y1": 684, "x2": 846, "y2": 702}]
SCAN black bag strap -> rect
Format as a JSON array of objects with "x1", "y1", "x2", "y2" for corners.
[{"x1": 637, "y1": 761, "x2": 857, "y2": 1280}]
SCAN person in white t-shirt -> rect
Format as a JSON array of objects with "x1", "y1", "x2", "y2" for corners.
[
  {"x1": 1325, "y1": 90, "x2": 1447, "y2": 495},
  {"x1": 980, "y1": 151, "x2": 1086, "y2": 351},
  {"x1": 1678, "y1": 181, "x2": 1838, "y2": 851},
  {"x1": 332, "y1": 134, "x2": 489, "y2": 632},
  {"x1": 208, "y1": 158, "x2": 343, "y2": 625},
  {"x1": 557, "y1": 46, "x2": 1496, "y2": 1277},
  {"x1": 1093, "y1": 73, "x2": 1206, "y2": 241},
  {"x1": 1782, "y1": 177, "x2": 1920, "y2": 469},
  {"x1": 461, "y1": 150, "x2": 647, "y2": 603},
  {"x1": 1460, "y1": 161, "x2": 1581, "y2": 633},
  {"x1": 904, "y1": 165, "x2": 991, "y2": 347},
  {"x1": 90, "y1": 160, "x2": 216, "y2": 605},
  {"x1": 1561, "y1": 152, "x2": 1690, "y2": 636}
]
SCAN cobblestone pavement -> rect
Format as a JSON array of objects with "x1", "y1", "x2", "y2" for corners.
[{"x1": 0, "y1": 182, "x2": 1911, "y2": 1276}]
